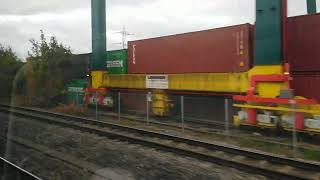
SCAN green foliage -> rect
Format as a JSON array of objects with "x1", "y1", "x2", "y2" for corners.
[
  {"x1": 26, "y1": 30, "x2": 72, "y2": 107},
  {"x1": 0, "y1": 44, "x2": 23, "y2": 97},
  {"x1": 0, "y1": 44, "x2": 22, "y2": 73}
]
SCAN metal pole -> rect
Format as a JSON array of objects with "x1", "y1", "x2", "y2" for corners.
[
  {"x1": 224, "y1": 98, "x2": 230, "y2": 137},
  {"x1": 95, "y1": 91, "x2": 98, "y2": 120},
  {"x1": 76, "y1": 91, "x2": 79, "y2": 106},
  {"x1": 79, "y1": 92, "x2": 83, "y2": 106},
  {"x1": 181, "y1": 96, "x2": 185, "y2": 134},
  {"x1": 291, "y1": 100, "x2": 297, "y2": 155},
  {"x1": 118, "y1": 92, "x2": 121, "y2": 121},
  {"x1": 146, "y1": 93, "x2": 149, "y2": 124}
]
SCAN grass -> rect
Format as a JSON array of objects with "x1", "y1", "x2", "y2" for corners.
[
  {"x1": 237, "y1": 137, "x2": 320, "y2": 161},
  {"x1": 302, "y1": 149, "x2": 320, "y2": 161},
  {"x1": 52, "y1": 104, "x2": 88, "y2": 116}
]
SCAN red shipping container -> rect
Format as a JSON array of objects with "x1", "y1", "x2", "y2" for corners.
[
  {"x1": 291, "y1": 73, "x2": 320, "y2": 101},
  {"x1": 287, "y1": 13, "x2": 320, "y2": 72},
  {"x1": 128, "y1": 24, "x2": 253, "y2": 74}
]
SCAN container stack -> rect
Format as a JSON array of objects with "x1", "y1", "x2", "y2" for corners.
[
  {"x1": 128, "y1": 24, "x2": 253, "y2": 74},
  {"x1": 287, "y1": 13, "x2": 320, "y2": 101}
]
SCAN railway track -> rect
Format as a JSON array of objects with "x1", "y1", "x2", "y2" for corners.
[
  {"x1": 97, "y1": 110, "x2": 228, "y2": 130},
  {"x1": 95, "y1": 107, "x2": 229, "y2": 129},
  {"x1": 1, "y1": 104, "x2": 320, "y2": 179},
  {"x1": 96, "y1": 110, "x2": 320, "y2": 152},
  {"x1": 0, "y1": 156, "x2": 41, "y2": 180},
  {"x1": 0, "y1": 135, "x2": 109, "y2": 180}
]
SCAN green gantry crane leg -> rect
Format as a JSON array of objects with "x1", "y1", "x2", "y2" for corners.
[
  {"x1": 255, "y1": 0, "x2": 283, "y2": 65},
  {"x1": 307, "y1": 0, "x2": 317, "y2": 14},
  {"x1": 91, "y1": 0, "x2": 107, "y2": 71}
]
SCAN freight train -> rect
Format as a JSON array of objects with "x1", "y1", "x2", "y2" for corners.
[{"x1": 85, "y1": 0, "x2": 320, "y2": 134}]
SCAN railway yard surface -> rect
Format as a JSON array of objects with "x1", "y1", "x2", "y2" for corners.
[
  {"x1": 0, "y1": 104, "x2": 319, "y2": 179},
  {"x1": 0, "y1": 110, "x2": 268, "y2": 180}
]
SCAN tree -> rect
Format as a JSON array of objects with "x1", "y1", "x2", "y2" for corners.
[
  {"x1": 27, "y1": 30, "x2": 72, "y2": 107},
  {"x1": 0, "y1": 44, "x2": 22, "y2": 74},
  {"x1": 0, "y1": 44, "x2": 23, "y2": 98}
]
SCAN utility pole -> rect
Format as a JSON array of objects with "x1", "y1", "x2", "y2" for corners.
[{"x1": 114, "y1": 26, "x2": 133, "y2": 49}]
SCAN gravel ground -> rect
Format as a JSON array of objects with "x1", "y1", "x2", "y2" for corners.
[
  {"x1": 0, "y1": 113, "x2": 10, "y2": 155},
  {"x1": 0, "y1": 113, "x2": 268, "y2": 180}
]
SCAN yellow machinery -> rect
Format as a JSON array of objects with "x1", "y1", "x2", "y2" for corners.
[
  {"x1": 90, "y1": 64, "x2": 320, "y2": 134},
  {"x1": 91, "y1": 65, "x2": 276, "y2": 116},
  {"x1": 95, "y1": 65, "x2": 281, "y2": 97},
  {"x1": 151, "y1": 89, "x2": 171, "y2": 116}
]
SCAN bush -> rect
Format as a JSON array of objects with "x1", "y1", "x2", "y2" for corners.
[{"x1": 52, "y1": 104, "x2": 88, "y2": 116}]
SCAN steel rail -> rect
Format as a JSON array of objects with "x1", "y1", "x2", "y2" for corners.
[{"x1": 0, "y1": 156, "x2": 41, "y2": 180}]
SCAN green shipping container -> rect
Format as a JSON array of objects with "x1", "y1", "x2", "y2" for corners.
[
  {"x1": 255, "y1": 0, "x2": 283, "y2": 65},
  {"x1": 67, "y1": 79, "x2": 88, "y2": 105},
  {"x1": 106, "y1": 49, "x2": 128, "y2": 74}
]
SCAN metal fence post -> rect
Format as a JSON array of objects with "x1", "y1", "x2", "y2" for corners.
[
  {"x1": 291, "y1": 99, "x2": 297, "y2": 155},
  {"x1": 181, "y1": 96, "x2": 185, "y2": 134},
  {"x1": 146, "y1": 92, "x2": 150, "y2": 124},
  {"x1": 76, "y1": 91, "x2": 79, "y2": 106},
  {"x1": 95, "y1": 91, "x2": 98, "y2": 120},
  {"x1": 79, "y1": 92, "x2": 83, "y2": 106},
  {"x1": 224, "y1": 98, "x2": 230, "y2": 137},
  {"x1": 118, "y1": 92, "x2": 121, "y2": 121}
]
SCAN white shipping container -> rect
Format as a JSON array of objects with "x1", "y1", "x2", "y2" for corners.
[
  {"x1": 238, "y1": 111, "x2": 248, "y2": 122},
  {"x1": 257, "y1": 114, "x2": 278, "y2": 124},
  {"x1": 305, "y1": 119, "x2": 320, "y2": 129},
  {"x1": 282, "y1": 115, "x2": 294, "y2": 128}
]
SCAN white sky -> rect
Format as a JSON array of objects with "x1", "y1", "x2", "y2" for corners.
[{"x1": 0, "y1": 0, "x2": 319, "y2": 59}]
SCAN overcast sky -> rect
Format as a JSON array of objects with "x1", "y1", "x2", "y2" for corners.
[{"x1": 0, "y1": 0, "x2": 319, "y2": 59}]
